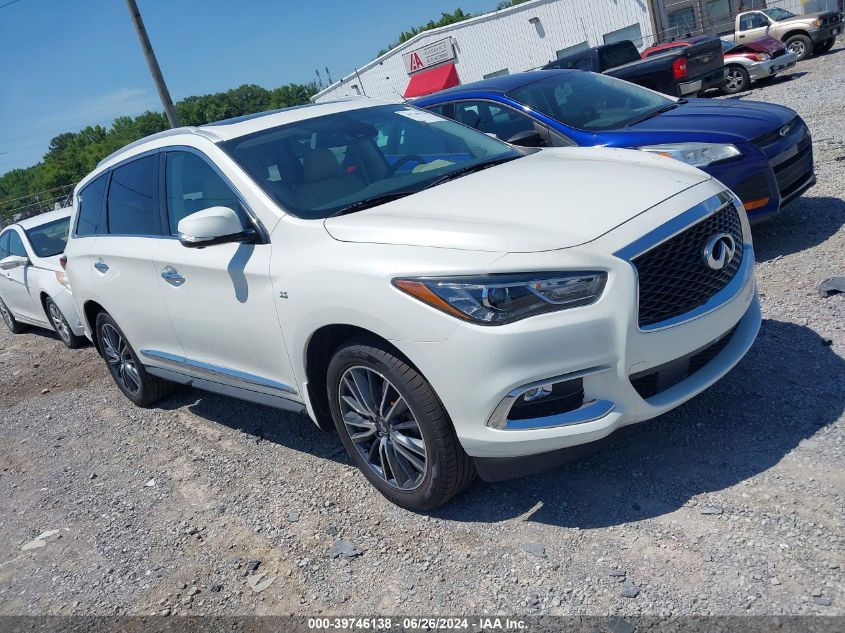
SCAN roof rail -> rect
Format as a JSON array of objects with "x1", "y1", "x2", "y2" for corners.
[{"x1": 96, "y1": 126, "x2": 199, "y2": 168}]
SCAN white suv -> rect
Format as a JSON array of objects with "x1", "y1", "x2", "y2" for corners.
[{"x1": 65, "y1": 100, "x2": 761, "y2": 510}]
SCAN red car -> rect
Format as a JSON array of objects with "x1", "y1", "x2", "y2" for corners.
[{"x1": 642, "y1": 35, "x2": 797, "y2": 94}]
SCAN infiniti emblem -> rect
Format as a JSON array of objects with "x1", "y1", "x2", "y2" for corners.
[{"x1": 703, "y1": 233, "x2": 737, "y2": 271}]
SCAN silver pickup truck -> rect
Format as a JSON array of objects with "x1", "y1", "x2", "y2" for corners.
[{"x1": 724, "y1": 7, "x2": 843, "y2": 61}]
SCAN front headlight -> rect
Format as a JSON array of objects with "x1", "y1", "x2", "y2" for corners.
[
  {"x1": 393, "y1": 272, "x2": 607, "y2": 325},
  {"x1": 639, "y1": 143, "x2": 742, "y2": 167},
  {"x1": 752, "y1": 52, "x2": 771, "y2": 61},
  {"x1": 811, "y1": 18, "x2": 822, "y2": 27}
]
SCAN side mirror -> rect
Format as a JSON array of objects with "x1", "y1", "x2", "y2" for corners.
[
  {"x1": 506, "y1": 129, "x2": 546, "y2": 148},
  {"x1": 0, "y1": 255, "x2": 29, "y2": 270},
  {"x1": 177, "y1": 206, "x2": 256, "y2": 248}
]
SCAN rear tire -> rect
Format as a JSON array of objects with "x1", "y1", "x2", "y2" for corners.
[
  {"x1": 785, "y1": 34, "x2": 813, "y2": 61},
  {"x1": 721, "y1": 65, "x2": 750, "y2": 94},
  {"x1": 816, "y1": 37, "x2": 835, "y2": 54},
  {"x1": 327, "y1": 338, "x2": 474, "y2": 510},
  {"x1": 0, "y1": 297, "x2": 27, "y2": 334},
  {"x1": 45, "y1": 297, "x2": 85, "y2": 349},
  {"x1": 95, "y1": 312, "x2": 169, "y2": 407}
]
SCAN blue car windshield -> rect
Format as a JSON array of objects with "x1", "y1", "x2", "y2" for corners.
[
  {"x1": 221, "y1": 104, "x2": 520, "y2": 219},
  {"x1": 508, "y1": 72, "x2": 675, "y2": 131}
]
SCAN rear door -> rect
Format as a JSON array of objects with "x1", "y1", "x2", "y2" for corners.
[
  {"x1": 736, "y1": 12, "x2": 771, "y2": 43},
  {"x1": 89, "y1": 153, "x2": 181, "y2": 357}
]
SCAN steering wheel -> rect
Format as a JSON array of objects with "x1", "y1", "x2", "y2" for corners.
[{"x1": 386, "y1": 154, "x2": 427, "y2": 176}]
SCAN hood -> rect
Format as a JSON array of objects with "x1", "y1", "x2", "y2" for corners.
[
  {"x1": 35, "y1": 254, "x2": 63, "y2": 272},
  {"x1": 323, "y1": 147, "x2": 709, "y2": 253},
  {"x1": 777, "y1": 11, "x2": 836, "y2": 23},
  {"x1": 610, "y1": 97, "x2": 796, "y2": 144},
  {"x1": 731, "y1": 36, "x2": 785, "y2": 56}
]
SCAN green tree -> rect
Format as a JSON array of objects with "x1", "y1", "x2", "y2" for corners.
[{"x1": 378, "y1": 8, "x2": 473, "y2": 56}]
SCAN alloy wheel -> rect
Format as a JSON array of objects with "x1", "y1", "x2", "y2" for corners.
[
  {"x1": 338, "y1": 366, "x2": 428, "y2": 491},
  {"x1": 101, "y1": 323, "x2": 141, "y2": 395},
  {"x1": 726, "y1": 69, "x2": 744, "y2": 91},
  {"x1": 48, "y1": 302, "x2": 71, "y2": 344},
  {"x1": 789, "y1": 41, "x2": 805, "y2": 57}
]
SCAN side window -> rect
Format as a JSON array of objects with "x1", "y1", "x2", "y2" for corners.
[
  {"x1": 164, "y1": 151, "x2": 244, "y2": 235},
  {"x1": 424, "y1": 104, "x2": 447, "y2": 117},
  {"x1": 455, "y1": 101, "x2": 536, "y2": 143},
  {"x1": 0, "y1": 231, "x2": 9, "y2": 260},
  {"x1": 106, "y1": 155, "x2": 161, "y2": 236},
  {"x1": 8, "y1": 231, "x2": 27, "y2": 257},
  {"x1": 76, "y1": 172, "x2": 108, "y2": 236}
]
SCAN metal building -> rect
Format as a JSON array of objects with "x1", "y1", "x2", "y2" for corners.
[{"x1": 313, "y1": 0, "x2": 659, "y2": 102}]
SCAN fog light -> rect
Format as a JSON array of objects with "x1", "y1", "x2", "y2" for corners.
[{"x1": 522, "y1": 384, "x2": 553, "y2": 402}]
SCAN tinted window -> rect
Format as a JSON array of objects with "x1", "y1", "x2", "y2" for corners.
[
  {"x1": 223, "y1": 105, "x2": 518, "y2": 219},
  {"x1": 0, "y1": 231, "x2": 9, "y2": 260},
  {"x1": 106, "y1": 155, "x2": 161, "y2": 236},
  {"x1": 25, "y1": 217, "x2": 70, "y2": 258},
  {"x1": 508, "y1": 71, "x2": 672, "y2": 131},
  {"x1": 76, "y1": 173, "x2": 108, "y2": 236},
  {"x1": 165, "y1": 151, "x2": 244, "y2": 234},
  {"x1": 8, "y1": 231, "x2": 27, "y2": 257},
  {"x1": 454, "y1": 101, "x2": 536, "y2": 143}
]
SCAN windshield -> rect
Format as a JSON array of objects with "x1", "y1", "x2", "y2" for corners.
[
  {"x1": 221, "y1": 104, "x2": 520, "y2": 219},
  {"x1": 507, "y1": 72, "x2": 675, "y2": 131},
  {"x1": 24, "y1": 216, "x2": 70, "y2": 258},
  {"x1": 762, "y1": 8, "x2": 795, "y2": 20}
]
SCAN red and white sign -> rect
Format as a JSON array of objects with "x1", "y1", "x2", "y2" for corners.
[{"x1": 403, "y1": 37, "x2": 456, "y2": 75}]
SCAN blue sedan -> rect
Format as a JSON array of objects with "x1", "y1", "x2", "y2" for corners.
[{"x1": 413, "y1": 70, "x2": 815, "y2": 223}]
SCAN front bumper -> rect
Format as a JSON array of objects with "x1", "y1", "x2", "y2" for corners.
[
  {"x1": 809, "y1": 24, "x2": 842, "y2": 44},
  {"x1": 746, "y1": 52, "x2": 798, "y2": 82},
  {"x1": 394, "y1": 183, "x2": 761, "y2": 460}
]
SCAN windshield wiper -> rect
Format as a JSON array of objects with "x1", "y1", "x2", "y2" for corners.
[
  {"x1": 421, "y1": 156, "x2": 519, "y2": 191},
  {"x1": 626, "y1": 99, "x2": 687, "y2": 127},
  {"x1": 328, "y1": 191, "x2": 416, "y2": 217}
]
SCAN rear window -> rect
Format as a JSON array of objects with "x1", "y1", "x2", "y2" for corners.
[
  {"x1": 25, "y1": 217, "x2": 70, "y2": 258},
  {"x1": 76, "y1": 173, "x2": 108, "y2": 236},
  {"x1": 599, "y1": 43, "x2": 638, "y2": 69},
  {"x1": 106, "y1": 155, "x2": 161, "y2": 236}
]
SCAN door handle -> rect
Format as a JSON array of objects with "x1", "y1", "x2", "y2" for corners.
[
  {"x1": 93, "y1": 261, "x2": 109, "y2": 273},
  {"x1": 161, "y1": 266, "x2": 185, "y2": 287}
]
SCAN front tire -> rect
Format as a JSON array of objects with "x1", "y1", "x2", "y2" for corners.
[
  {"x1": 95, "y1": 312, "x2": 169, "y2": 407},
  {"x1": 45, "y1": 297, "x2": 85, "y2": 349},
  {"x1": 327, "y1": 339, "x2": 474, "y2": 510},
  {"x1": 0, "y1": 297, "x2": 27, "y2": 334},
  {"x1": 721, "y1": 65, "x2": 750, "y2": 94},
  {"x1": 785, "y1": 34, "x2": 813, "y2": 61}
]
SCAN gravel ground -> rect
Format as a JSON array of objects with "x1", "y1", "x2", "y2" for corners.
[{"x1": 0, "y1": 47, "x2": 843, "y2": 619}]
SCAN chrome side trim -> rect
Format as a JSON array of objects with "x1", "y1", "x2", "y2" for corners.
[
  {"x1": 140, "y1": 349, "x2": 298, "y2": 395},
  {"x1": 487, "y1": 366, "x2": 612, "y2": 430},
  {"x1": 145, "y1": 366, "x2": 305, "y2": 414}
]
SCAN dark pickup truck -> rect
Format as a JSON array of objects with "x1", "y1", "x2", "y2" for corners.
[{"x1": 542, "y1": 39, "x2": 726, "y2": 97}]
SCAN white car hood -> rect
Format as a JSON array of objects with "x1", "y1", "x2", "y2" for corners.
[{"x1": 323, "y1": 147, "x2": 711, "y2": 253}]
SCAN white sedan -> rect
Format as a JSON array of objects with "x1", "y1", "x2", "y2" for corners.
[{"x1": 0, "y1": 208, "x2": 85, "y2": 348}]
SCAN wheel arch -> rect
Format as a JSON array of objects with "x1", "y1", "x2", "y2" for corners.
[
  {"x1": 82, "y1": 299, "x2": 107, "y2": 354},
  {"x1": 303, "y1": 323, "x2": 415, "y2": 432}
]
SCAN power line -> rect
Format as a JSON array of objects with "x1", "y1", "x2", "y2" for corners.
[{"x1": 0, "y1": 0, "x2": 25, "y2": 10}]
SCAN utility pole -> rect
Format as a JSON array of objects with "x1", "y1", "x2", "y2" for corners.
[{"x1": 124, "y1": 0, "x2": 179, "y2": 128}]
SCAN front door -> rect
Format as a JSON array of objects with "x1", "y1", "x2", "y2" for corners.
[
  {"x1": 153, "y1": 149, "x2": 298, "y2": 400},
  {"x1": 0, "y1": 229, "x2": 42, "y2": 322}
]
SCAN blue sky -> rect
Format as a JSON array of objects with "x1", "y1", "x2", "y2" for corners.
[{"x1": 0, "y1": 0, "x2": 496, "y2": 176}]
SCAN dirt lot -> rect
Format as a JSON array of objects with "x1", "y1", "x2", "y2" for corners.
[{"x1": 1, "y1": 48, "x2": 843, "y2": 618}]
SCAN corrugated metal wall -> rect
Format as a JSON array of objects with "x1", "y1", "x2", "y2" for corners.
[{"x1": 313, "y1": 0, "x2": 656, "y2": 103}]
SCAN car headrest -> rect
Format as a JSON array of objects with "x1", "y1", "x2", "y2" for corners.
[{"x1": 303, "y1": 148, "x2": 340, "y2": 182}]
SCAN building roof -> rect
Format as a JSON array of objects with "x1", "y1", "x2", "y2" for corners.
[{"x1": 311, "y1": 0, "x2": 561, "y2": 102}]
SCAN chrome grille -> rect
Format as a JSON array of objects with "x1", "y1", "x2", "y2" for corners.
[{"x1": 632, "y1": 203, "x2": 744, "y2": 328}]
